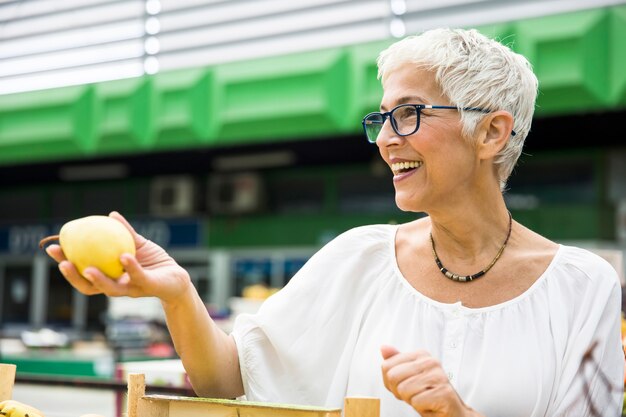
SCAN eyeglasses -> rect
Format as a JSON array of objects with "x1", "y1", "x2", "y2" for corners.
[{"x1": 361, "y1": 103, "x2": 516, "y2": 143}]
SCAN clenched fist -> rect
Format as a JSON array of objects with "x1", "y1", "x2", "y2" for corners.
[{"x1": 380, "y1": 345, "x2": 482, "y2": 417}]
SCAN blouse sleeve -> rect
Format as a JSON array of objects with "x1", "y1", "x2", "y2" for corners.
[
  {"x1": 547, "y1": 249, "x2": 624, "y2": 417},
  {"x1": 229, "y1": 225, "x2": 391, "y2": 407}
]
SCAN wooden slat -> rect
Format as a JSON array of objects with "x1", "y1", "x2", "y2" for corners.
[
  {"x1": 139, "y1": 398, "x2": 169, "y2": 417},
  {"x1": 145, "y1": 394, "x2": 341, "y2": 417},
  {"x1": 0, "y1": 363, "x2": 16, "y2": 401},
  {"x1": 169, "y1": 400, "x2": 339, "y2": 417},
  {"x1": 344, "y1": 397, "x2": 380, "y2": 417},
  {"x1": 128, "y1": 373, "x2": 146, "y2": 417}
]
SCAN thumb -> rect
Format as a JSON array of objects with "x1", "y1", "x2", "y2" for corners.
[
  {"x1": 381, "y1": 344, "x2": 400, "y2": 360},
  {"x1": 109, "y1": 211, "x2": 147, "y2": 246}
]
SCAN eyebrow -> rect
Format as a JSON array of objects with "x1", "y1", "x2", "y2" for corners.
[{"x1": 380, "y1": 95, "x2": 428, "y2": 112}]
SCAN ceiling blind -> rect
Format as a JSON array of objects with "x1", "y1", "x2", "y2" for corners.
[{"x1": 0, "y1": 0, "x2": 621, "y2": 96}]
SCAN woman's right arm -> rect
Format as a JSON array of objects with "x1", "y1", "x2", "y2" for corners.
[
  {"x1": 159, "y1": 282, "x2": 243, "y2": 398},
  {"x1": 45, "y1": 211, "x2": 243, "y2": 398}
]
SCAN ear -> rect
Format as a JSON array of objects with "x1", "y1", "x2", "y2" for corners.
[{"x1": 475, "y1": 110, "x2": 514, "y2": 160}]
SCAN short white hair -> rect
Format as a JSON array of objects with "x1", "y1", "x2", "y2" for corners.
[{"x1": 377, "y1": 28, "x2": 538, "y2": 190}]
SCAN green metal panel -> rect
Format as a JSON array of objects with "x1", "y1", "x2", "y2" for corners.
[
  {"x1": 0, "y1": 86, "x2": 96, "y2": 164},
  {"x1": 208, "y1": 213, "x2": 416, "y2": 248},
  {"x1": 611, "y1": 5, "x2": 626, "y2": 105},
  {"x1": 152, "y1": 68, "x2": 216, "y2": 149},
  {"x1": 2, "y1": 354, "x2": 113, "y2": 379},
  {"x1": 474, "y1": 23, "x2": 515, "y2": 43},
  {"x1": 515, "y1": 9, "x2": 611, "y2": 114},
  {"x1": 512, "y1": 204, "x2": 614, "y2": 241},
  {"x1": 207, "y1": 203, "x2": 612, "y2": 248},
  {"x1": 95, "y1": 77, "x2": 154, "y2": 153},
  {"x1": 213, "y1": 49, "x2": 353, "y2": 144},
  {"x1": 347, "y1": 39, "x2": 393, "y2": 121},
  {"x1": 0, "y1": 6, "x2": 624, "y2": 165}
]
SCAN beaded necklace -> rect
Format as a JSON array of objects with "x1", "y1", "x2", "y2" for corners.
[{"x1": 430, "y1": 212, "x2": 512, "y2": 282}]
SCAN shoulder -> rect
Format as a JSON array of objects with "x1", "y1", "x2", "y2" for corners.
[
  {"x1": 259, "y1": 225, "x2": 399, "y2": 317},
  {"x1": 547, "y1": 245, "x2": 621, "y2": 299},
  {"x1": 557, "y1": 245, "x2": 620, "y2": 282},
  {"x1": 514, "y1": 223, "x2": 620, "y2": 290},
  {"x1": 289, "y1": 224, "x2": 398, "y2": 289}
]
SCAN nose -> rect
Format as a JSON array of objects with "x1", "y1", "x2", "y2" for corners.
[{"x1": 375, "y1": 119, "x2": 404, "y2": 148}]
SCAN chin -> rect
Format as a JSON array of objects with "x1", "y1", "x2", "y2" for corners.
[{"x1": 394, "y1": 194, "x2": 424, "y2": 213}]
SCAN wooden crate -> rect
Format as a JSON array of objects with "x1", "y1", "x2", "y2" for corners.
[{"x1": 1, "y1": 364, "x2": 379, "y2": 417}]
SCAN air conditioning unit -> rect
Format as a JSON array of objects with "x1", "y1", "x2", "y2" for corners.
[
  {"x1": 150, "y1": 176, "x2": 196, "y2": 216},
  {"x1": 208, "y1": 173, "x2": 263, "y2": 214}
]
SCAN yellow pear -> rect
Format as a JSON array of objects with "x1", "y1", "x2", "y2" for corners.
[{"x1": 40, "y1": 215, "x2": 135, "y2": 279}]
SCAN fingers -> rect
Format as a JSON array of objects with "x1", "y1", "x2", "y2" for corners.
[
  {"x1": 48, "y1": 244, "x2": 101, "y2": 295},
  {"x1": 382, "y1": 350, "x2": 435, "y2": 395},
  {"x1": 50, "y1": 244, "x2": 125, "y2": 297},
  {"x1": 120, "y1": 253, "x2": 149, "y2": 287},
  {"x1": 390, "y1": 358, "x2": 443, "y2": 402},
  {"x1": 381, "y1": 347, "x2": 459, "y2": 414},
  {"x1": 81, "y1": 253, "x2": 151, "y2": 298},
  {"x1": 120, "y1": 253, "x2": 151, "y2": 295},
  {"x1": 83, "y1": 266, "x2": 130, "y2": 297},
  {"x1": 109, "y1": 211, "x2": 147, "y2": 247},
  {"x1": 58, "y1": 261, "x2": 102, "y2": 295},
  {"x1": 381, "y1": 344, "x2": 400, "y2": 359},
  {"x1": 45, "y1": 244, "x2": 66, "y2": 263},
  {"x1": 43, "y1": 212, "x2": 151, "y2": 299},
  {"x1": 382, "y1": 348, "x2": 421, "y2": 371},
  {"x1": 108, "y1": 210, "x2": 133, "y2": 232}
]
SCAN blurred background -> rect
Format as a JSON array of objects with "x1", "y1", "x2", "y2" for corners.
[{"x1": 0, "y1": 0, "x2": 625, "y2": 415}]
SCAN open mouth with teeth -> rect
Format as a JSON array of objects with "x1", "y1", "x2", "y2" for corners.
[{"x1": 391, "y1": 161, "x2": 423, "y2": 176}]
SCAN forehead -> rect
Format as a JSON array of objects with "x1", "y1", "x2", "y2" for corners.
[{"x1": 380, "y1": 64, "x2": 444, "y2": 109}]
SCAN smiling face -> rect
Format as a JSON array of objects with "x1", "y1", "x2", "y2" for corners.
[{"x1": 377, "y1": 64, "x2": 483, "y2": 213}]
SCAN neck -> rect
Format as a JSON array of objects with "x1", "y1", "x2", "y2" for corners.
[
  {"x1": 430, "y1": 211, "x2": 512, "y2": 282},
  {"x1": 427, "y1": 198, "x2": 512, "y2": 263}
]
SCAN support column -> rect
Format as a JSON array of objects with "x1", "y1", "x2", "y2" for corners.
[{"x1": 30, "y1": 255, "x2": 48, "y2": 328}]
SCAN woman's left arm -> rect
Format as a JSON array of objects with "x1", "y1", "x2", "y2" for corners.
[
  {"x1": 381, "y1": 346, "x2": 484, "y2": 417},
  {"x1": 547, "y1": 271, "x2": 624, "y2": 417}
]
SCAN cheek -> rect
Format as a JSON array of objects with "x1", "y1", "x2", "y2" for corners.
[
  {"x1": 409, "y1": 128, "x2": 472, "y2": 160},
  {"x1": 377, "y1": 143, "x2": 389, "y2": 161}
]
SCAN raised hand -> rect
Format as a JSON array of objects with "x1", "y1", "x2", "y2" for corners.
[
  {"x1": 45, "y1": 211, "x2": 191, "y2": 303},
  {"x1": 380, "y1": 345, "x2": 481, "y2": 417}
]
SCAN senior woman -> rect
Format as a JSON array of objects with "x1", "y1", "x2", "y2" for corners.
[{"x1": 45, "y1": 28, "x2": 623, "y2": 417}]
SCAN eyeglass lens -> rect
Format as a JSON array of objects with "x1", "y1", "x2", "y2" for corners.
[
  {"x1": 364, "y1": 114, "x2": 384, "y2": 142},
  {"x1": 364, "y1": 105, "x2": 419, "y2": 143},
  {"x1": 393, "y1": 106, "x2": 419, "y2": 135}
]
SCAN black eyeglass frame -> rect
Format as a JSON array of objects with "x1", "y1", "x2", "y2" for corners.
[{"x1": 361, "y1": 104, "x2": 516, "y2": 144}]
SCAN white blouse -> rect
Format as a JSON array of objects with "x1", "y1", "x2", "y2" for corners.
[{"x1": 231, "y1": 224, "x2": 624, "y2": 417}]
